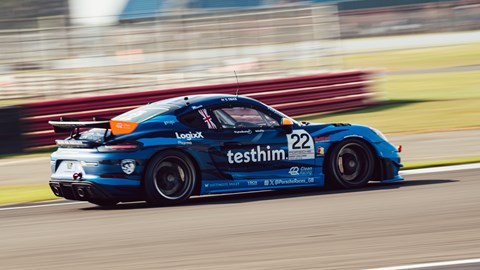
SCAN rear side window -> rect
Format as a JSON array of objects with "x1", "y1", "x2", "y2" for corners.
[
  {"x1": 114, "y1": 105, "x2": 170, "y2": 123},
  {"x1": 178, "y1": 111, "x2": 207, "y2": 129},
  {"x1": 178, "y1": 108, "x2": 219, "y2": 129}
]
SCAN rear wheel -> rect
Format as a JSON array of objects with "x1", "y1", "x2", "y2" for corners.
[
  {"x1": 326, "y1": 139, "x2": 375, "y2": 189},
  {"x1": 144, "y1": 151, "x2": 196, "y2": 206}
]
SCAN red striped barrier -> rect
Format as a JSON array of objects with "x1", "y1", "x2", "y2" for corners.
[{"x1": 21, "y1": 71, "x2": 376, "y2": 149}]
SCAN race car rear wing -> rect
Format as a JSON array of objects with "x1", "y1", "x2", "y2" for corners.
[
  {"x1": 49, "y1": 117, "x2": 110, "y2": 133},
  {"x1": 49, "y1": 117, "x2": 138, "y2": 136}
]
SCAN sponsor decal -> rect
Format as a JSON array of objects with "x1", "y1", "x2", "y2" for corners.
[
  {"x1": 247, "y1": 180, "x2": 258, "y2": 186},
  {"x1": 221, "y1": 97, "x2": 238, "y2": 102},
  {"x1": 175, "y1": 131, "x2": 204, "y2": 141},
  {"x1": 55, "y1": 140, "x2": 85, "y2": 146},
  {"x1": 264, "y1": 178, "x2": 314, "y2": 186},
  {"x1": 191, "y1": 105, "x2": 203, "y2": 110},
  {"x1": 120, "y1": 159, "x2": 136, "y2": 175},
  {"x1": 288, "y1": 166, "x2": 313, "y2": 176},
  {"x1": 164, "y1": 121, "x2": 175, "y2": 125},
  {"x1": 255, "y1": 129, "x2": 265, "y2": 133},
  {"x1": 288, "y1": 167, "x2": 299, "y2": 176},
  {"x1": 227, "y1": 145, "x2": 286, "y2": 164},
  {"x1": 198, "y1": 109, "x2": 217, "y2": 129},
  {"x1": 178, "y1": 141, "x2": 192, "y2": 145},
  {"x1": 204, "y1": 182, "x2": 240, "y2": 188},
  {"x1": 287, "y1": 130, "x2": 315, "y2": 160},
  {"x1": 317, "y1": 146, "x2": 325, "y2": 156},
  {"x1": 314, "y1": 136, "x2": 330, "y2": 142},
  {"x1": 110, "y1": 120, "x2": 138, "y2": 135},
  {"x1": 234, "y1": 130, "x2": 252, "y2": 135}
]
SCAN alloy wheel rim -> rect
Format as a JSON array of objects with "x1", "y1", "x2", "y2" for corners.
[{"x1": 154, "y1": 157, "x2": 192, "y2": 200}]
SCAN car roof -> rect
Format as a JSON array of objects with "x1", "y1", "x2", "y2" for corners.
[{"x1": 154, "y1": 94, "x2": 263, "y2": 115}]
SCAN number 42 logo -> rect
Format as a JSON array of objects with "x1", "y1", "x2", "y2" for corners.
[{"x1": 287, "y1": 130, "x2": 315, "y2": 160}]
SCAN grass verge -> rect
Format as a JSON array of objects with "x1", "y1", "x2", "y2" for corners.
[
  {"x1": 402, "y1": 156, "x2": 480, "y2": 170},
  {"x1": 299, "y1": 70, "x2": 480, "y2": 134},
  {"x1": 342, "y1": 43, "x2": 480, "y2": 71},
  {"x1": 0, "y1": 184, "x2": 58, "y2": 205},
  {"x1": 0, "y1": 148, "x2": 55, "y2": 160}
]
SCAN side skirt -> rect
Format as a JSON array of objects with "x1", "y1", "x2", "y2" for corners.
[{"x1": 200, "y1": 176, "x2": 324, "y2": 195}]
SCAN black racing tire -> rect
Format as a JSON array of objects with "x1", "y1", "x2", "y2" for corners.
[
  {"x1": 325, "y1": 139, "x2": 375, "y2": 189},
  {"x1": 144, "y1": 150, "x2": 196, "y2": 206},
  {"x1": 88, "y1": 200, "x2": 118, "y2": 207}
]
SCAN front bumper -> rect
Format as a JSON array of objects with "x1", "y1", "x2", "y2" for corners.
[{"x1": 377, "y1": 158, "x2": 404, "y2": 183}]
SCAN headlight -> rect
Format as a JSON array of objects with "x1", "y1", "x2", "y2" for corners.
[{"x1": 370, "y1": 128, "x2": 389, "y2": 141}]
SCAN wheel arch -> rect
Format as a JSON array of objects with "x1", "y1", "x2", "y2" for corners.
[{"x1": 322, "y1": 137, "x2": 382, "y2": 178}]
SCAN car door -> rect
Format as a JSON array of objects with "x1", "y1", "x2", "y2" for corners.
[{"x1": 208, "y1": 103, "x2": 317, "y2": 187}]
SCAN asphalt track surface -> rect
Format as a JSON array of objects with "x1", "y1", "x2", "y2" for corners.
[{"x1": 1, "y1": 167, "x2": 479, "y2": 270}]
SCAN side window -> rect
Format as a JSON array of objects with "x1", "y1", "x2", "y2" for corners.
[
  {"x1": 213, "y1": 106, "x2": 279, "y2": 129},
  {"x1": 178, "y1": 108, "x2": 218, "y2": 129}
]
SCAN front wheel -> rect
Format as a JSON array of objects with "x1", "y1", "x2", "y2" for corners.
[
  {"x1": 144, "y1": 150, "x2": 197, "y2": 206},
  {"x1": 326, "y1": 139, "x2": 375, "y2": 189}
]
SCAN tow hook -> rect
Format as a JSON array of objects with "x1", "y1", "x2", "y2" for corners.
[{"x1": 73, "y1": 172, "x2": 83, "y2": 180}]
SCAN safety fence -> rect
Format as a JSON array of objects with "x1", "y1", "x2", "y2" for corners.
[
  {"x1": 19, "y1": 71, "x2": 375, "y2": 150},
  {"x1": 0, "y1": 4, "x2": 339, "y2": 102}
]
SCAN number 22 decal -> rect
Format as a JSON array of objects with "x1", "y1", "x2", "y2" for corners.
[
  {"x1": 291, "y1": 133, "x2": 311, "y2": 149},
  {"x1": 287, "y1": 130, "x2": 315, "y2": 160}
]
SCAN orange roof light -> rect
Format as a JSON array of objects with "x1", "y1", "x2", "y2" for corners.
[{"x1": 109, "y1": 120, "x2": 138, "y2": 135}]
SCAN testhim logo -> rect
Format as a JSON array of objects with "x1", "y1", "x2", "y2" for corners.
[
  {"x1": 227, "y1": 145, "x2": 286, "y2": 164},
  {"x1": 175, "y1": 132, "x2": 204, "y2": 141}
]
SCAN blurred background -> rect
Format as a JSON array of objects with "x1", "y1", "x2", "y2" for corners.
[
  {"x1": 0, "y1": 0, "x2": 479, "y2": 155},
  {"x1": 0, "y1": 0, "x2": 478, "y2": 100}
]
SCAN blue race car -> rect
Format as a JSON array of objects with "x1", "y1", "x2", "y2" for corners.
[{"x1": 49, "y1": 94, "x2": 403, "y2": 206}]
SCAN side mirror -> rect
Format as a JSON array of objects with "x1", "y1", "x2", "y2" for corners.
[{"x1": 281, "y1": 118, "x2": 293, "y2": 134}]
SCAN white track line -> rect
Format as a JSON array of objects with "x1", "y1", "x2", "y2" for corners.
[
  {"x1": 366, "y1": 258, "x2": 480, "y2": 270},
  {"x1": 400, "y1": 163, "x2": 480, "y2": 175},
  {"x1": 0, "y1": 201, "x2": 86, "y2": 211}
]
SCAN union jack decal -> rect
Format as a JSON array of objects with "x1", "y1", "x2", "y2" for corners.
[{"x1": 198, "y1": 109, "x2": 217, "y2": 129}]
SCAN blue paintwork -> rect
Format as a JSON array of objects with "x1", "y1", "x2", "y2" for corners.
[{"x1": 50, "y1": 94, "x2": 403, "y2": 201}]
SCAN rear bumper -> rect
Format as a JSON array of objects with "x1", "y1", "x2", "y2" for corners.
[
  {"x1": 49, "y1": 180, "x2": 143, "y2": 202},
  {"x1": 50, "y1": 181, "x2": 113, "y2": 201}
]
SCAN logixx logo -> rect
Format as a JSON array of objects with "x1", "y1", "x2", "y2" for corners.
[{"x1": 175, "y1": 132, "x2": 204, "y2": 141}]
